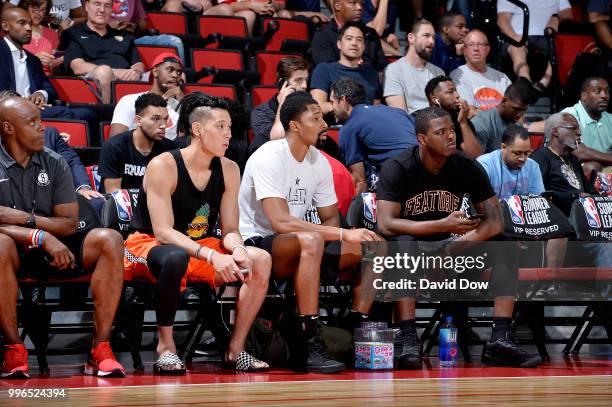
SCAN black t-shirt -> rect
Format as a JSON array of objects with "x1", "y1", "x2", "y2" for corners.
[
  {"x1": 63, "y1": 23, "x2": 141, "y2": 71},
  {"x1": 377, "y1": 146, "x2": 495, "y2": 240},
  {"x1": 530, "y1": 147, "x2": 591, "y2": 216},
  {"x1": 98, "y1": 130, "x2": 176, "y2": 192}
]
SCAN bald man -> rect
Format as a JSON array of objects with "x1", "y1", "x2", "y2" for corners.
[
  {"x1": 449, "y1": 30, "x2": 512, "y2": 114},
  {"x1": 0, "y1": 7, "x2": 95, "y2": 123},
  {"x1": 0, "y1": 97, "x2": 126, "y2": 379}
]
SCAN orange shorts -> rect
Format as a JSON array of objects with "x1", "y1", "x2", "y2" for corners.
[{"x1": 124, "y1": 232, "x2": 229, "y2": 290}]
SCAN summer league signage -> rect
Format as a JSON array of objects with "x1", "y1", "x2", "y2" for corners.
[
  {"x1": 570, "y1": 195, "x2": 612, "y2": 241},
  {"x1": 501, "y1": 195, "x2": 572, "y2": 239}
]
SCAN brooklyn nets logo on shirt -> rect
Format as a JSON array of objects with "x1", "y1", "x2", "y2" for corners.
[{"x1": 36, "y1": 170, "x2": 50, "y2": 186}]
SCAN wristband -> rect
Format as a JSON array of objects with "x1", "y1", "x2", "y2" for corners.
[
  {"x1": 206, "y1": 249, "x2": 216, "y2": 264},
  {"x1": 231, "y1": 244, "x2": 248, "y2": 254},
  {"x1": 37, "y1": 230, "x2": 44, "y2": 247},
  {"x1": 195, "y1": 246, "x2": 203, "y2": 260}
]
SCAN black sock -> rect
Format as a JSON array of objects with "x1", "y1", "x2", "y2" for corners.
[
  {"x1": 298, "y1": 314, "x2": 319, "y2": 338},
  {"x1": 347, "y1": 310, "x2": 368, "y2": 330},
  {"x1": 398, "y1": 319, "x2": 417, "y2": 336},
  {"x1": 491, "y1": 317, "x2": 512, "y2": 341}
]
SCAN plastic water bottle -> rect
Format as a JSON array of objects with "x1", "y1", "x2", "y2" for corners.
[{"x1": 439, "y1": 316, "x2": 458, "y2": 367}]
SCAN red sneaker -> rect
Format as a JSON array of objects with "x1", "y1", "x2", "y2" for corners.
[
  {"x1": 1, "y1": 344, "x2": 29, "y2": 379},
  {"x1": 84, "y1": 342, "x2": 125, "y2": 377}
]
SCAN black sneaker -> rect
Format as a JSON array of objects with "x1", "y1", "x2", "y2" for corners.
[
  {"x1": 304, "y1": 336, "x2": 346, "y2": 374},
  {"x1": 394, "y1": 329, "x2": 422, "y2": 370},
  {"x1": 482, "y1": 332, "x2": 543, "y2": 368}
]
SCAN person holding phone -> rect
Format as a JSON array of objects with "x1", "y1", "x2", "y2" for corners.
[
  {"x1": 249, "y1": 56, "x2": 309, "y2": 155},
  {"x1": 374, "y1": 106, "x2": 542, "y2": 369},
  {"x1": 19, "y1": 0, "x2": 62, "y2": 75}
]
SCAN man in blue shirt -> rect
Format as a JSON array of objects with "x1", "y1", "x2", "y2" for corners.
[
  {"x1": 330, "y1": 77, "x2": 417, "y2": 193},
  {"x1": 430, "y1": 11, "x2": 468, "y2": 75},
  {"x1": 477, "y1": 124, "x2": 545, "y2": 200}
]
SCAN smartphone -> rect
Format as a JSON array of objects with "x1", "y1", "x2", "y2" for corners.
[
  {"x1": 53, "y1": 51, "x2": 65, "y2": 58},
  {"x1": 466, "y1": 212, "x2": 485, "y2": 220},
  {"x1": 277, "y1": 78, "x2": 286, "y2": 89}
]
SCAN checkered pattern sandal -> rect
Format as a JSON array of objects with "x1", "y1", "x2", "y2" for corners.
[
  {"x1": 225, "y1": 351, "x2": 269, "y2": 372},
  {"x1": 153, "y1": 352, "x2": 186, "y2": 375}
]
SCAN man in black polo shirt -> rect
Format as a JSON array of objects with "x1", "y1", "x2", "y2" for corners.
[
  {"x1": 99, "y1": 93, "x2": 176, "y2": 195},
  {"x1": 0, "y1": 97, "x2": 126, "y2": 378},
  {"x1": 63, "y1": 0, "x2": 144, "y2": 103},
  {"x1": 311, "y1": 0, "x2": 387, "y2": 72},
  {"x1": 375, "y1": 106, "x2": 542, "y2": 369}
]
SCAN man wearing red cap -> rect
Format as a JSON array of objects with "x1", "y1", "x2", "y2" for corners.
[{"x1": 110, "y1": 53, "x2": 184, "y2": 140}]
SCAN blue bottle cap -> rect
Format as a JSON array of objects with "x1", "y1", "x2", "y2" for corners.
[{"x1": 445, "y1": 316, "x2": 453, "y2": 323}]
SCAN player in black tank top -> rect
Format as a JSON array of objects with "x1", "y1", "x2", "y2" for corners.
[{"x1": 124, "y1": 93, "x2": 272, "y2": 374}]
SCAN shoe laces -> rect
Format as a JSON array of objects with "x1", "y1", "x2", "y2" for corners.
[
  {"x1": 396, "y1": 330, "x2": 420, "y2": 351},
  {"x1": 500, "y1": 332, "x2": 528, "y2": 354},
  {"x1": 3, "y1": 345, "x2": 27, "y2": 366},
  {"x1": 308, "y1": 336, "x2": 331, "y2": 359}
]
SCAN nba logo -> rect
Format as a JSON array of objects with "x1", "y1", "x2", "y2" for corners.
[
  {"x1": 580, "y1": 197, "x2": 601, "y2": 228},
  {"x1": 362, "y1": 192, "x2": 377, "y2": 223},
  {"x1": 112, "y1": 189, "x2": 133, "y2": 222},
  {"x1": 506, "y1": 195, "x2": 525, "y2": 225}
]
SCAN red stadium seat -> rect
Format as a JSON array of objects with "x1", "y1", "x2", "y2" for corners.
[
  {"x1": 191, "y1": 49, "x2": 244, "y2": 83},
  {"x1": 137, "y1": 44, "x2": 180, "y2": 71},
  {"x1": 100, "y1": 121, "x2": 111, "y2": 143},
  {"x1": 112, "y1": 81, "x2": 150, "y2": 104},
  {"x1": 326, "y1": 127, "x2": 340, "y2": 145},
  {"x1": 42, "y1": 119, "x2": 90, "y2": 147},
  {"x1": 529, "y1": 132, "x2": 544, "y2": 150},
  {"x1": 198, "y1": 15, "x2": 248, "y2": 48},
  {"x1": 262, "y1": 17, "x2": 310, "y2": 51},
  {"x1": 146, "y1": 11, "x2": 187, "y2": 35},
  {"x1": 255, "y1": 51, "x2": 299, "y2": 85},
  {"x1": 184, "y1": 83, "x2": 238, "y2": 101},
  {"x1": 554, "y1": 34, "x2": 596, "y2": 87},
  {"x1": 250, "y1": 85, "x2": 277, "y2": 108},
  {"x1": 48, "y1": 76, "x2": 101, "y2": 104}
]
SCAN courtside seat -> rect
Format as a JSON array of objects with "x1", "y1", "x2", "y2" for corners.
[
  {"x1": 111, "y1": 81, "x2": 151, "y2": 104},
  {"x1": 184, "y1": 83, "x2": 238, "y2": 101},
  {"x1": 146, "y1": 11, "x2": 188, "y2": 35},
  {"x1": 42, "y1": 119, "x2": 90, "y2": 147},
  {"x1": 48, "y1": 76, "x2": 101, "y2": 104},
  {"x1": 261, "y1": 17, "x2": 310, "y2": 53},
  {"x1": 137, "y1": 44, "x2": 181, "y2": 71},
  {"x1": 255, "y1": 51, "x2": 300, "y2": 85},
  {"x1": 250, "y1": 85, "x2": 277, "y2": 108},
  {"x1": 554, "y1": 34, "x2": 596, "y2": 87}
]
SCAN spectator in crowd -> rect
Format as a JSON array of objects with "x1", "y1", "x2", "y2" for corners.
[
  {"x1": 99, "y1": 93, "x2": 176, "y2": 194},
  {"x1": 330, "y1": 77, "x2": 417, "y2": 193},
  {"x1": 384, "y1": 19, "x2": 444, "y2": 113},
  {"x1": 312, "y1": 0, "x2": 388, "y2": 72},
  {"x1": 249, "y1": 56, "x2": 309, "y2": 155},
  {"x1": 497, "y1": 0, "x2": 572, "y2": 92},
  {"x1": 430, "y1": 10, "x2": 467, "y2": 75},
  {"x1": 124, "y1": 93, "x2": 271, "y2": 374},
  {"x1": 424, "y1": 75, "x2": 482, "y2": 158},
  {"x1": 110, "y1": 52, "x2": 184, "y2": 139},
  {"x1": 63, "y1": 0, "x2": 145, "y2": 104},
  {"x1": 0, "y1": 7, "x2": 95, "y2": 121},
  {"x1": 239, "y1": 92, "x2": 381, "y2": 373},
  {"x1": 447, "y1": 0, "x2": 473, "y2": 27},
  {"x1": 0, "y1": 90, "x2": 105, "y2": 212},
  {"x1": 450, "y1": 29, "x2": 512, "y2": 114},
  {"x1": 8, "y1": 0, "x2": 86, "y2": 30},
  {"x1": 477, "y1": 124, "x2": 545, "y2": 200},
  {"x1": 108, "y1": 0, "x2": 185, "y2": 62},
  {"x1": 531, "y1": 113, "x2": 590, "y2": 216},
  {"x1": 375, "y1": 106, "x2": 542, "y2": 369},
  {"x1": 587, "y1": 0, "x2": 611, "y2": 49},
  {"x1": 0, "y1": 96, "x2": 126, "y2": 378},
  {"x1": 361, "y1": 0, "x2": 402, "y2": 56},
  {"x1": 19, "y1": 0, "x2": 61, "y2": 76},
  {"x1": 471, "y1": 78, "x2": 532, "y2": 154},
  {"x1": 311, "y1": 21, "x2": 381, "y2": 114}
]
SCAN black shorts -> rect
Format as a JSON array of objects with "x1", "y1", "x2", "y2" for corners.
[
  {"x1": 244, "y1": 234, "x2": 343, "y2": 281},
  {"x1": 17, "y1": 229, "x2": 93, "y2": 277}
]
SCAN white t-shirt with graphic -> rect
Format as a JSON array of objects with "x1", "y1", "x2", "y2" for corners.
[
  {"x1": 239, "y1": 138, "x2": 337, "y2": 240},
  {"x1": 450, "y1": 65, "x2": 512, "y2": 111},
  {"x1": 111, "y1": 92, "x2": 179, "y2": 140}
]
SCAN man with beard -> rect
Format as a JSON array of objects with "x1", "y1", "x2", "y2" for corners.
[
  {"x1": 330, "y1": 77, "x2": 417, "y2": 193},
  {"x1": 239, "y1": 92, "x2": 381, "y2": 373},
  {"x1": 384, "y1": 19, "x2": 444, "y2": 113},
  {"x1": 0, "y1": 7, "x2": 94, "y2": 123},
  {"x1": 424, "y1": 76, "x2": 482, "y2": 158},
  {"x1": 430, "y1": 11, "x2": 468, "y2": 75},
  {"x1": 562, "y1": 77, "x2": 612, "y2": 173},
  {"x1": 477, "y1": 124, "x2": 545, "y2": 199},
  {"x1": 99, "y1": 93, "x2": 176, "y2": 194},
  {"x1": 110, "y1": 53, "x2": 184, "y2": 140}
]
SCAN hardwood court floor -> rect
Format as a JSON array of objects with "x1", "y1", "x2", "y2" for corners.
[{"x1": 1, "y1": 356, "x2": 611, "y2": 406}]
